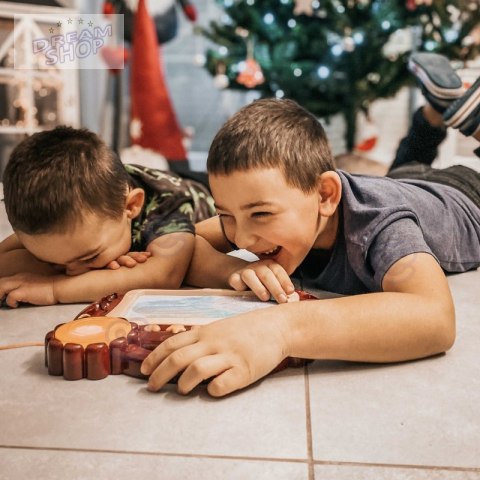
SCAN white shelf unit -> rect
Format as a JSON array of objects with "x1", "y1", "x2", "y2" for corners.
[{"x1": 0, "y1": 1, "x2": 79, "y2": 136}]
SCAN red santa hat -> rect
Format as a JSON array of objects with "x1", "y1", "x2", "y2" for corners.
[{"x1": 130, "y1": 0, "x2": 186, "y2": 161}]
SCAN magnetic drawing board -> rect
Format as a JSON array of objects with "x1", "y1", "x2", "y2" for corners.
[
  {"x1": 108, "y1": 289, "x2": 283, "y2": 325},
  {"x1": 46, "y1": 289, "x2": 309, "y2": 381}
]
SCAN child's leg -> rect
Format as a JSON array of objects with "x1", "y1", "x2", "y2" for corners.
[
  {"x1": 407, "y1": 53, "x2": 464, "y2": 113},
  {"x1": 387, "y1": 163, "x2": 480, "y2": 208},
  {"x1": 388, "y1": 106, "x2": 448, "y2": 171},
  {"x1": 443, "y1": 76, "x2": 480, "y2": 143},
  {"x1": 389, "y1": 53, "x2": 464, "y2": 172}
]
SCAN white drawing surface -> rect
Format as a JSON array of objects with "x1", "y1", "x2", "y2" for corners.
[{"x1": 122, "y1": 294, "x2": 275, "y2": 325}]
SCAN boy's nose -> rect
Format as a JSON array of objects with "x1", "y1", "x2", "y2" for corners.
[{"x1": 233, "y1": 227, "x2": 258, "y2": 251}]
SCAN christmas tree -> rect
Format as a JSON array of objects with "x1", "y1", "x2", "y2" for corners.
[{"x1": 202, "y1": 0, "x2": 480, "y2": 151}]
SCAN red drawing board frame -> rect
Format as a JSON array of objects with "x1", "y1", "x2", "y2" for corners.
[{"x1": 45, "y1": 289, "x2": 316, "y2": 382}]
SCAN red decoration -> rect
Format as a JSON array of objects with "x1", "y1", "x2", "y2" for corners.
[
  {"x1": 354, "y1": 114, "x2": 378, "y2": 152},
  {"x1": 178, "y1": 0, "x2": 197, "y2": 22},
  {"x1": 100, "y1": 45, "x2": 129, "y2": 74},
  {"x1": 355, "y1": 137, "x2": 378, "y2": 152},
  {"x1": 130, "y1": 0, "x2": 187, "y2": 161},
  {"x1": 236, "y1": 58, "x2": 265, "y2": 88},
  {"x1": 406, "y1": 0, "x2": 417, "y2": 10},
  {"x1": 102, "y1": 1, "x2": 115, "y2": 16}
]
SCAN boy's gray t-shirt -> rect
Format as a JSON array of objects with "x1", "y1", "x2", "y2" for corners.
[{"x1": 292, "y1": 170, "x2": 480, "y2": 295}]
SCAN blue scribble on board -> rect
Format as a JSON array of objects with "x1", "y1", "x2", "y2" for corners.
[{"x1": 125, "y1": 295, "x2": 274, "y2": 320}]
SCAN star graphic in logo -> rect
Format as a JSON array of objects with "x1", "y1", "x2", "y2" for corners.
[
  {"x1": 88, "y1": 21, "x2": 93, "y2": 27},
  {"x1": 67, "y1": 17, "x2": 73, "y2": 24},
  {"x1": 49, "y1": 27, "x2": 54, "y2": 33},
  {"x1": 78, "y1": 18, "x2": 83, "y2": 24},
  {"x1": 57, "y1": 21, "x2": 62, "y2": 27}
]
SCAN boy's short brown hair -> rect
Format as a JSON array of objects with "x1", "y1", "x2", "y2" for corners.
[
  {"x1": 207, "y1": 98, "x2": 335, "y2": 192},
  {"x1": 4, "y1": 126, "x2": 130, "y2": 234}
]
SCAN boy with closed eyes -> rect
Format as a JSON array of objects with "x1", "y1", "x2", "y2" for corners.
[{"x1": 0, "y1": 126, "x2": 215, "y2": 306}]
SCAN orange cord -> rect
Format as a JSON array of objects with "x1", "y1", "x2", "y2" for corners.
[{"x1": 0, "y1": 341, "x2": 44, "y2": 350}]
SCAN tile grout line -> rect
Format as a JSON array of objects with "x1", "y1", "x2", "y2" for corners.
[
  {"x1": 313, "y1": 460, "x2": 480, "y2": 473},
  {"x1": 1, "y1": 445, "x2": 478, "y2": 473},
  {"x1": 0, "y1": 444, "x2": 308, "y2": 465},
  {"x1": 304, "y1": 365, "x2": 315, "y2": 480}
]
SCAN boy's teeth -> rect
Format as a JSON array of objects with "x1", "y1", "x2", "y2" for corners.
[{"x1": 263, "y1": 246, "x2": 279, "y2": 255}]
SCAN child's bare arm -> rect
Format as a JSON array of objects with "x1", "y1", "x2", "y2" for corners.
[
  {"x1": 184, "y1": 235, "x2": 249, "y2": 288},
  {"x1": 185, "y1": 236, "x2": 294, "y2": 303},
  {"x1": 0, "y1": 234, "x2": 59, "y2": 277},
  {"x1": 0, "y1": 234, "x2": 22, "y2": 253},
  {"x1": 195, "y1": 216, "x2": 232, "y2": 253},
  {"x1": 284, "y1": 252, "x2": 454, "y2": 362},
  {"x1": 0, "y1": 232, "x2": 195, "y2": 306},
  {"x1": 143, "y1": 252, "x2": 455, "y2": 397}
]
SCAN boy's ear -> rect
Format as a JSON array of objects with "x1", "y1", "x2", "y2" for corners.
[
  {"x1": 125, "y1": 188, "x2": 145, "y2": 219},
  {"x1": 317, "y1": 171, "x2": 342, "y2": 216}
]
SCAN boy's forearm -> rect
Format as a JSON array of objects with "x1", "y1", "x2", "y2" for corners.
[
  {"x1": 195, "y1": 217, "x2": 232, "y2": 253},
  {"x1": 0, "y1": 234, "x2": 22, "y2": 254},
  {"x1": 54, "y1": 268, "x2": 153, "y2": 303},
  {"x1": 54, "y1": 232, "x2": 195, "y2": 303},
  {"x1": 185, "y1": 236, "x2": 248, "y2": 288},
  {"x1": 278, "y1": 292, "x2": 455, "y2": 363},
  {"x1": 0, "y1": 249, "x2": 58, "y2": 277}
]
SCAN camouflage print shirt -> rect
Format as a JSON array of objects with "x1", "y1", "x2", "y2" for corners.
[{"x1": 124, "y1": 164, "x2": 216, "y2": 251}]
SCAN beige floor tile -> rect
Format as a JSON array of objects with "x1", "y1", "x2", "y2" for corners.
[
  {"x1": 0, "y1": 448, "x2": 309, "y2": 480},
  {"x1": 0, "y1": 340, "x2": 308, "y2": 460},
  {"x1": 308, "y1": 269, "x2": 480, "y2": 469},
  {"x1": 314, "y1": 464, "x2": 480, "y2": 479}
]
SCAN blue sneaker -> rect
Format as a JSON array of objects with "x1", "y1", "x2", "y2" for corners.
[
  {"x1": 408, "y1": 52, "x2": 464, "y2": 113},
  {"x1": 443, "y1": 76, "x2": 480, "y2": 137}
]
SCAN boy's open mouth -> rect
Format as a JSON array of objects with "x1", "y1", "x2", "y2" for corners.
[{"x1": 257, "y1": 246, "x2": 281, "y2": 259}]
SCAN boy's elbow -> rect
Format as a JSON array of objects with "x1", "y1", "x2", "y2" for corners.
[
  {"x1": 433, "y1": 302, "x2": 456, "y2": 354},
  {"x1": 150, "y1": 268, "x2": 185, "y2": 290},
  {"x1": 440, "y1": 311, "x2": 456, "y2": 353},
  {"x1": 160, "y1": 276, "x2": 183, "y2": 290}
]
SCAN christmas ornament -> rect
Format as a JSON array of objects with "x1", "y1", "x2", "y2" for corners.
[
  {"x1": 406, "y1": 0, "x2": 433, "y2": 9},
  {"x1": 294, "y1": 0, "x2": 314, "y2": 16},
  {"x1": 237, "y1": 58, "x2": 265, "y2": 88},
  {"x1": 130, "y1": 0, "x2": 187, "y2": 160},
  {"x1": 236, "y1": 38, "x2": 265, "y2": 88},
  {"x1": 406, "y1": 0, "x2": 414, "y2": 10}
]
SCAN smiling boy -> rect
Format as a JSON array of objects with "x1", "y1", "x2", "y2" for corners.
[{"x1": 142, "y1": 68, "x2": 480, "y2": 397}]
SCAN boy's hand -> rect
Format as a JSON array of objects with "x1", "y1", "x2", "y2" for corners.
[
  {"x1": 228, "y1": 259, "x2": 295, "y2": 303},
  {"x1": 141, "y1": 309, "x2": 289, "y2": 397},
  {"x1": 106, "y1": 251, "x2": 152, "y2": 270},
  {"x1": 0, "y1": 273, "x2": 59, "y2": 307}
]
